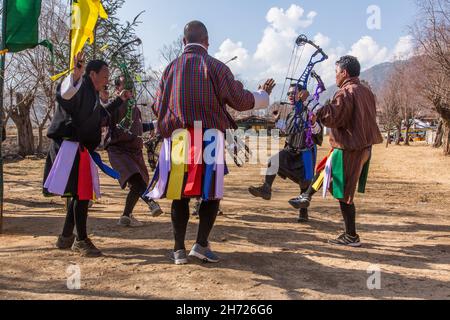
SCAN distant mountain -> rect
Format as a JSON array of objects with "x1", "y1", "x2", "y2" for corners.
[{"x1": 320, "y1": 61, "x2": 404, "y2": 102}]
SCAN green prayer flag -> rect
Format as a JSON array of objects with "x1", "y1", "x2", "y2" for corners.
[{"x1": 4, "y1": 0, "x2": 52, "y2": 54}]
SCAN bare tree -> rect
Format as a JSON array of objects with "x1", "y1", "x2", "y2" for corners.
[
  {"x1": 159, "y1": 36, "x2": 184, "y2": 66},
  {"x1": 4, "y1": 54, "x2": 39, "y2": 156},
  {"x1": 411, "y1": 0, "x2": 450, "y2": 154},
  {"x1": 379, "y1": 76, "x2": 402, "y2": 148}
]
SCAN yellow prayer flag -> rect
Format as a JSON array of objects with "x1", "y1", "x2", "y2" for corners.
[
  {"x1": 70, "y1": 0, "x2": 108, "y2": 69},
  {"x1": 50, "y1": 69, "x2": 72, "y2": 82}
]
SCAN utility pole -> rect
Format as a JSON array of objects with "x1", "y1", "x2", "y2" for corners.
[{"x1": 0, "y1": 0, "x2": 8, "y2": 233}]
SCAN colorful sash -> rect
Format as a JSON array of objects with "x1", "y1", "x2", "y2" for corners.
[
  {"x1": 302, "y1": 149, "x2": 314, "y2": 182},
  {"x1": 331, "y1": 149, "x2": 345, "y2": 199},
  {"x1": 44, "y1": 140, "x2": 119, "y2": 200},
  {"x1": 184, "y1": 127, "x2": 203, "y2": 197},
  {"x1": 214, "y1": 131, "x2": 225, "y2": 200},
  {"x1": 167, "y1": 130, "x2": 190, "y2": 200},
  {"x1": 358, "y1": 159, "x2": 371, "y2": 194},
  {"x1": 322, "y1": 149, "x2": 371, "y2": 199},
  {"x1": 44, "y1": 141, "x2": 79, "y2": 196},
  {"x1": 146, "y1": 139, "x2": 171, "y2": 200},
  {"x1": 146, "y1": 128, "x2": 226, "y2": 201},
  {"x1": 78, "y1": 147, "x2": 94, "y2": 201}
]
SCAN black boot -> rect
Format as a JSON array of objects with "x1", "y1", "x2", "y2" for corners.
[
  {"x1": 248, "y1": 183, "x2": 272, "y2": 201},
  {"x1": 289, "y1": 183, "x2": 318, "y2": 209}
]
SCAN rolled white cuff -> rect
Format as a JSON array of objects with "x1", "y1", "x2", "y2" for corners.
[
  {"x1": 252, "y1": 90, "x2": 270, "y2": 109},
  {"x1": 61, "y1": 74, "x2": 82, "y2": 100}
]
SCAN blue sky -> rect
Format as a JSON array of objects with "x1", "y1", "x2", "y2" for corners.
[{"x1": 118, "y1": 0, "x2": 418, "y2": 89}]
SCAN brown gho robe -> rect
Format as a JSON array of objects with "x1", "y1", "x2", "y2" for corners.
[
  {"x1": 105, "y1": 104, "x2": 149, "y2": 189},
  {"x1": 317, "y1": 77, "x2": 383, "y2": 203}
]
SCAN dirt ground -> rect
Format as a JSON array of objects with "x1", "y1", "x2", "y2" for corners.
[{"x1": 0, "y1": 141, "x2": 449, "y2": 300}]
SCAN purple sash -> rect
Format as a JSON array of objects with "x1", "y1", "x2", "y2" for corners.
[
  {"x1": 44, "y1": 141, "x2": 79, "y2": 196},
  {"x1": 146, "y1": 138, "x2": 171, "y2": 200}
]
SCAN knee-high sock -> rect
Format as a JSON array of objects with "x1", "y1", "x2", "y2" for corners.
[
  {"x1": 339, "y1": 201, "x2": 357, "y2": 237},
  {"x1": 265, "y1": 175, "x2": 276, "y2": 188},
  {"x1": 62, "y1": 198, "x2": 76, "y2": 237},
  {"x1": 305, "y1": 172, "x2": 322, "y2": 196},
  {"x1": 74, "y1": 199, "x2": 89, "y2": 241},
  {"x1": 171, "y1": 199, "x2": 190, "y2": 251},
  {"x1": 196, "y1": 200, "x2": 220, "y2": 247},
  {"x1": 300, "y1": 188, "x2": 308, "y2": 215},
  {"x1": 123, "y1": 174, "x2": 148, "y2": 217}
]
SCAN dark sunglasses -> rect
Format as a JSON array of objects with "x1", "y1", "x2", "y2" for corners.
[{"x1": 287, "y1": 91, "x2": 296, "y2": 97}]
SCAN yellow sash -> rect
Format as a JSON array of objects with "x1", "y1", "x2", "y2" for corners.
[
  {"x1": 167, "y1": 130, "x2": 189, "y2": 200},
  {"x1": 312, "y1": 170, "x2": 325, "y2": 192}
]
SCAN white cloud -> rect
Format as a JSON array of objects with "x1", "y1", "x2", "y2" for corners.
[
  {"x1": 314, "y1": 33, "x2": 331, "y2": 48},
  {"x1": 348, "y1": 36, "x2": 390, "y2": 70},
  {"x1": 266, "y1": 5, "x2": 317, "y2": 32},
  {"x1": 214, "y1": 39, "x2": 250, "y2": 74},
  {"x1": 212, "y1": 4, "x2": 415, "y2": 100},
  {"x1": 392, "y1": 35, "x2": 414, "y2": 60},
  {"x1": 253, "y1": 4, "x2": 318, "y2": 85}
]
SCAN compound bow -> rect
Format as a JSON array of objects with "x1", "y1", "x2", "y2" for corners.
[{"x1": 280, "y1": 34, "x2": 328, "y2": 148}]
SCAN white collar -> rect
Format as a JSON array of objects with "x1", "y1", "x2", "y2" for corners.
[{"x1": 185, "y1": 43, "x2": 208, "y2": 52}]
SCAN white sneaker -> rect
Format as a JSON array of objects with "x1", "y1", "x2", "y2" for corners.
[
  {"x1": 117, "y1": 215, "x2": 144, "y2": 228},
  {"x1": 128, "y1": 215, "x2": 144, "y2": 227}
]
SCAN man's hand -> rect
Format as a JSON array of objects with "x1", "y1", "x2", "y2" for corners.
[
  {"x1": 99, "y1": 88, "x2": 109, "y2": 104},
  {"x1": 260, "y1": 79, "x2": 276, "y2": 96},
  {"x1": 298, "y1": 90, "x2": 310, "y2": 102},
  {"x1": 119, "y1": 90, "x2": 133, "y2": 102},
  {"x1": 73, "y1": 51, "x2": 86, "y2": 83}
]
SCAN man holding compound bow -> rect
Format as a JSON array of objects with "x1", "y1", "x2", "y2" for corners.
[
  {"x1": 289, "y1": 55, "x2": 383, "y2": 247},
  {"x1": 248, "y1": 82, "x2": 324, "y2": 223}
]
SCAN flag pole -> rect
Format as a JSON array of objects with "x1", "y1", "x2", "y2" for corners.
[{"x1": 0, "y1": 0, "x2": 8, "y2": 234}]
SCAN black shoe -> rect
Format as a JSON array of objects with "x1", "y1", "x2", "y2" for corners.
[
  {"x1": 289, "y1": 193, "x2": 312, "y2": 209},
  {"x1": 56, "y1": 234, "x2": 76, "y2": 250},
  {"x1": 329, "y1": 234, "x2": 362, "y2": 248},
  {"x1": 248, "y1": 184, "x2": 272, "y2": 201},
  {"x1": 72, "y1": 238, "x2": 103, "y2": 257},
  {"x1": 297, "y1": 210, "x2": 309, "y2": 223}
]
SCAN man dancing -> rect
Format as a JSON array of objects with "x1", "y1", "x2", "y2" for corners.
[
  {"x1": 44, "y1": 53, "x2": 132, "y2": 257},
  {"x1": 290, "y1": 55, "x2": 383, "y2": 247},
  {"x1": 248, "y1": 83, "x2": 323, "y2": 223},
  {"x1": 148, "y1": 20, "x2": 275, "y2": 265},
  {"x1": 103, "y1": 76, "x2": 163, "y2": 228}
]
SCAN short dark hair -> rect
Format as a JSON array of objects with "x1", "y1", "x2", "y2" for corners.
[
  {"x1": 184, "y1": 20, "x2": 208, "y2": 43},
  {"x1": 336, "y1": 55, "x2": 361, "y2": 77},
  {"x1": 85, "y1": 60, "x2": 108, "y2": 76},
  {"x1": 289, "y1": 83, "x2": 302, "y2": 91}
]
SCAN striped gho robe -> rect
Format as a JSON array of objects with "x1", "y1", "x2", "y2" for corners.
[
  {"x1": 312, "y1": 77, "x2": 383, "y2": 204},
  {"x1": 154, "y1": 44, "x2": 269, "y2": 138},
  {"x1": 150, "y1": 43, "x2": 269, "y2": 200}
]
